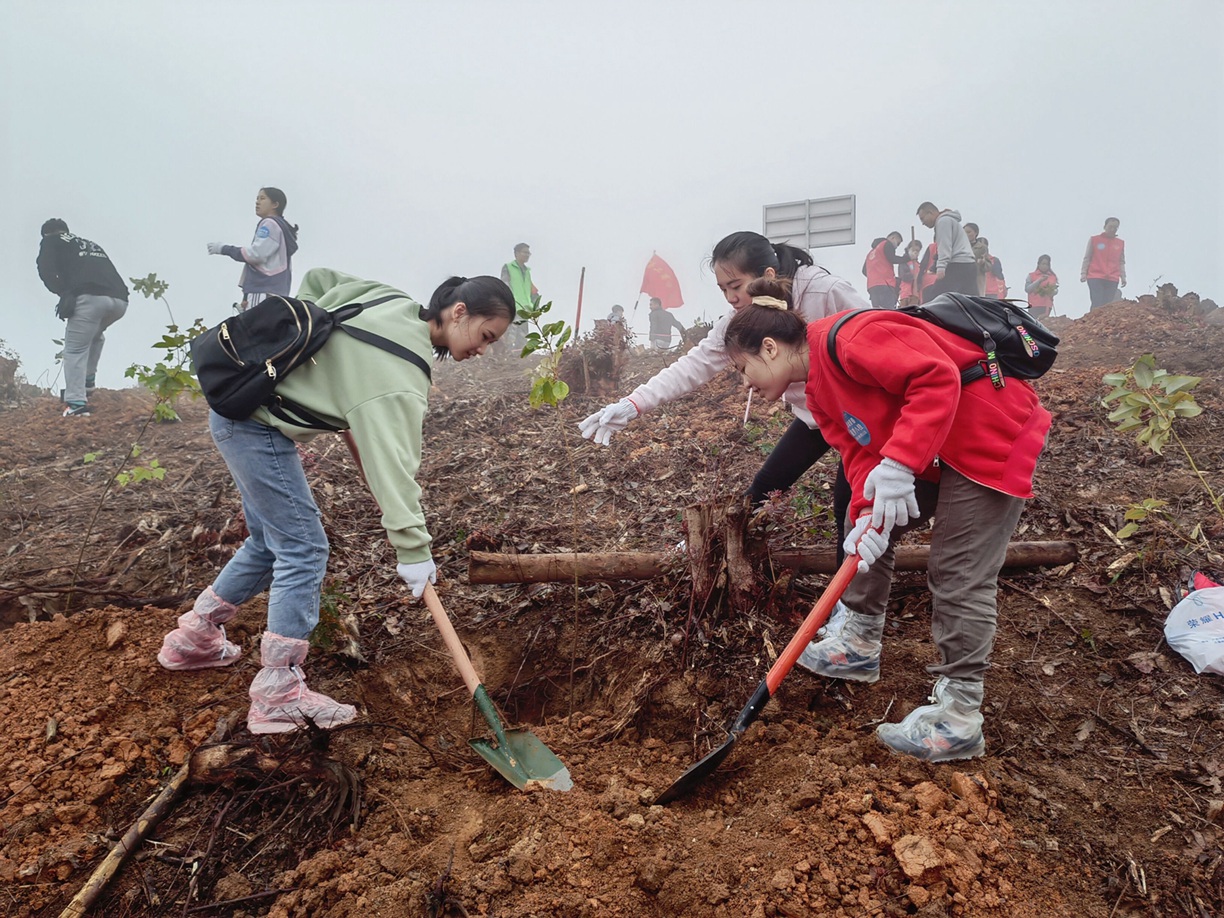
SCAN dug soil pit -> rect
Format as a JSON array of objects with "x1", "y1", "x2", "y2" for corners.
[{"x1": 2, "y1": 298, "x2": 1223, "y2": 916}]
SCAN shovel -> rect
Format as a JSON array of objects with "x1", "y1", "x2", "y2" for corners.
[
  {"x1": 422, "y1": 584, "x2": 573, "y2": 792},
  {"x1": 656, "y1": 554, "x2": 858, "y2": 804}
]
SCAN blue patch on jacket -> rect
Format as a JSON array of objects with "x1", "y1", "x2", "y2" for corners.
[{"x1": 843, "y1": 412, "x2": 870, "y2": 445}]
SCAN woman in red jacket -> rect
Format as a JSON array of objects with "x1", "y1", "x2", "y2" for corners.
[{"x1": 721, "y1": 276, "x2": 1052, "y2": 762}]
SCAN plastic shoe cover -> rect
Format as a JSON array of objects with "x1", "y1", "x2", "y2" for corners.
[
  {"x1": 815, "y1": 600, "x2": 849, "y2": 640},
  {"x1": 876, "y1": 677, "x2": 985, "y2": 762},
  {"x1": 247, "y1": 632, "x2": 356, "y2": 735},
  {"x1": 157, "y1": 612, "x2": 241, "y2": 671},
  {"x1": 797, "y1": 609, "x2": 884, "y2": 683}
]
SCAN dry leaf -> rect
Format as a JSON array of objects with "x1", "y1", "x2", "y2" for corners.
[
  {"x1": 1075, "y1": 719, "x2": 1095, "y2": 742},
  {"x1": 1128, "y1": 651, "x2": 1159, "y2": 674}
]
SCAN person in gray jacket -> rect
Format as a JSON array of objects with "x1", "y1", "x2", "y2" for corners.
[
  {"x1": 916, "y1": 203, "x2": 978, "y2": 297},
  {"x1": 37, "y1": 219, "x2": 129, "y2": 417}
]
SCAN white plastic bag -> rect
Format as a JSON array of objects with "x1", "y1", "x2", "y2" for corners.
[{"x1": 1164, "y1": 586, "x2": 1224, "y2": 675}]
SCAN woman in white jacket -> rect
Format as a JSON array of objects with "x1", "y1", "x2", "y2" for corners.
[{"x1": 579, "y1": 231, "x2": 869, "y2": 520}]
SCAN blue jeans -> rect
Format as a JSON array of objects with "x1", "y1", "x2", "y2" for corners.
[{"x1": 208, "y1": 411, "x2": 328, "y2": 639}]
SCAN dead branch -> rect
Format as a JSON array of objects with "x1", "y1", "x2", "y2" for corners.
[
  {"x1": 468, "y1": 541, "x2": 1078, "y2": 584},
  {"x1": 58, "y1": 719, "x2": 232, "y2": 918}
]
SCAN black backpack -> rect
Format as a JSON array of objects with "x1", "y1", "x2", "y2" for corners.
[
  {"x1": 190, "y1": 294, "x2": 431, "y2": 430},
  {"x1": 826, "y1": 293, "x2": 1058, "y2": 388}
]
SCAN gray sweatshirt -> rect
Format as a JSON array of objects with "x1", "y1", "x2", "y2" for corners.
[{"x1": 934, "y1": 210, "x2": 975, "y2": 270}]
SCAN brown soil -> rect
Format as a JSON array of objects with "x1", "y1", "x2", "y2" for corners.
[{"x1": 2, "y1": 298, "x2": 1223, "y2": 917}]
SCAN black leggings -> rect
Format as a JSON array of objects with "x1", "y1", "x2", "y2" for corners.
[{"x1": 748, "y1": 418, "x2": 852, "y2": 562}]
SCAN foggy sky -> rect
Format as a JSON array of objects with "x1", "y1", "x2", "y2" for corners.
[{"x1": 3, "y1": 1, "x2": 1221, "y2": 389}]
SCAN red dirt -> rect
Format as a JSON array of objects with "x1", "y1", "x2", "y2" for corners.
[{"x1": 2, "y1": 297, "x2": 1222, "y2": 917}]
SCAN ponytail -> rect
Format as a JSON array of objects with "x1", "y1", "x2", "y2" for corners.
[
  {"x1": 422, "y1": 275, "x2": 516, "y2": 359},
  {"x1": 723, "y1": 276, "x2": 807, "y2": 360},
  {"x1": 711, "y1": 230, "x2": 815, "y2": 280}
]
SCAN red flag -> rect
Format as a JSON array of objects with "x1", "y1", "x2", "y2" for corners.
[{"x1": 640, "y1": 254, "x2": 683, "y2": 309}]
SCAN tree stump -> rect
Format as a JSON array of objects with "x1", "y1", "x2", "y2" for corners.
[{"x1": 682, "y1": 495, "x2": 769, "y2": 616}]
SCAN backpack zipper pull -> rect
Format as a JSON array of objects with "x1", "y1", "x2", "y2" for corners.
[
  {"x1": 1016, "y1": 324, "x2": 1040, "y2": 357},
  {"x1": 985, "y1": 349, "x2": 1005, "y2": 389},
  {"x1": 265, "y1": 360, "x2": 277, "y2": 380}
]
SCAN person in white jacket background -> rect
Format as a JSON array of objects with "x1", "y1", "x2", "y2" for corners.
[
  {"x1": 208, "y1": 186, "x2": 300, "y2": 311},
  {"x1": 579, "y1": 230, "x2": 870, "y2": 544}
]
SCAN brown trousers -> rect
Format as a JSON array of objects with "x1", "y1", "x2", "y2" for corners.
[{"x1": 841, "y1": 466, "x2": 1026, "y2": 681}]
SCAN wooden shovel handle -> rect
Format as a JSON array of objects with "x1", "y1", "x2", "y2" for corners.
[{"x1": 422, "y1": 584, "x2": 482, "y2": 697}]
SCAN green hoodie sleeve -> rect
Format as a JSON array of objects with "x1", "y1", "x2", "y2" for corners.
[{"x1": 346, "y1": 391, "x2": 432, "y2": 564}]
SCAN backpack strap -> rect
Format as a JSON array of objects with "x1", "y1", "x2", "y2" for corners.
[
  {"x1": 337, "y1": 325, "x2": 432, "y2": 381},
  {"x1": 824, "y1": 309, "x2": 873, "y2": 372},
  {"x1": 264, "y1": 293, "x2": 433, "y2": 431},
  {"x1": 329, "y1": 294, "x2": 432, "y2": 382},
  {"x1": 825, "y1": 306, "x2": 989, "y2": 386},
  {"x1": 266, "y1": 396, "x2": 346, "y2": 432}
]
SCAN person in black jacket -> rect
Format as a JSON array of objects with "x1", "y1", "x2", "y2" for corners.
[
  {"x1": 37, "y1": 219, "x2": 129, "y2": 417},
  {"x1": 647, "y1": 296, "x2": 686, "y2": 349}
]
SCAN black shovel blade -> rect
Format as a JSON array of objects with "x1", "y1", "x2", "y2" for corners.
[{"x1": 655, "y1": 680, "x2": 771, "y2": 805}]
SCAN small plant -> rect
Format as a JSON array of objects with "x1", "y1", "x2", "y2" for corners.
[
  {"x1": 1116, "y1": 498, "x2": 1169, "y2": 540},
  {"x1": 518, "y1": 300, "x2": 573, "y2": 409},
  {"x1": 1102, "y1": 355, "x2": 1219, "y2": 519},
  {"x1": 126, "y1": 273, "x2": 206, "y2": 422},
  {"x1": 83, "y1": 446, "x2": 166, "y2": 487},
  {"x1": 311, "y1": 581, "x2": 351, "y2": 652}
]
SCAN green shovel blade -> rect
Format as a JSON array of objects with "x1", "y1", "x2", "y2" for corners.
[
  {"x1": 471, "y1": 685, "x2": 572, "y2": 792},
  {"x1": 470, "y1": 730, "x2": 573, "y2": 792}
]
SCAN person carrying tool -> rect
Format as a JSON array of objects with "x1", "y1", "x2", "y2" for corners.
[
  {"x1": 157, "y1": 268, "x2": 514, "y2": 734},
  {"x1": 720, "y1": 275, "x2": 1052, "y2": 762},
  {"x1": 578, "y1": 230, "x2": 869, "y2": 523}
]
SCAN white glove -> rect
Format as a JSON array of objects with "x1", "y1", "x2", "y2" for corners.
[
  {"x1": 577, "y1": 409, "x2": 605, "y2": 441},
  {"x1": 207, "y1": 242, "x2": 225, "y2": 255},
  {"x1": 843, "y1": 516, "x2": 889, "y2": 574},
  {"x1": 862, "y1": 457, "x2": 919, "y2": 533},
  {"x1": 396, "y1": 559, "x2": 437, "y2": 599},
  {"x1": 578, "y1": 398, "x2": 639, "y2": 446}
]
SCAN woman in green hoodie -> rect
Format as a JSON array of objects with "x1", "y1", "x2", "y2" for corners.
[{"x1": 158, "y1": 268, "x2": 514, "y2": 734}]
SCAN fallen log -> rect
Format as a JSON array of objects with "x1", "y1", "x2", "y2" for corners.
[{"x1": 468, "y1": 541, "x2": 1077, "y2": 585}]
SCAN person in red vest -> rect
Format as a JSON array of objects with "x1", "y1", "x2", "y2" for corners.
[
  {"x1": 897, "y1": 240, "x2": 924, "y2": 307},
  {"x1": 862, "y1": 231, "x2": 907, "y2": 308},
  {"x1": 1024, "y1": 255, "x2": 1059, "y2": 320},
  {"x1": 978, "y1": 238, "x2": 1007, "y2": 298},
  {"x1": 917, "y1": 242, "x2": 939, "y2": 303},
  {"x1": 1080, "y1": 217, "x2": 1126, "y2": 310}
]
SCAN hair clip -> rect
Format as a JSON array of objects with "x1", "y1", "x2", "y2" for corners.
[{"x1": 750, "y1": 296, "x2": 788, "y2": 310}]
